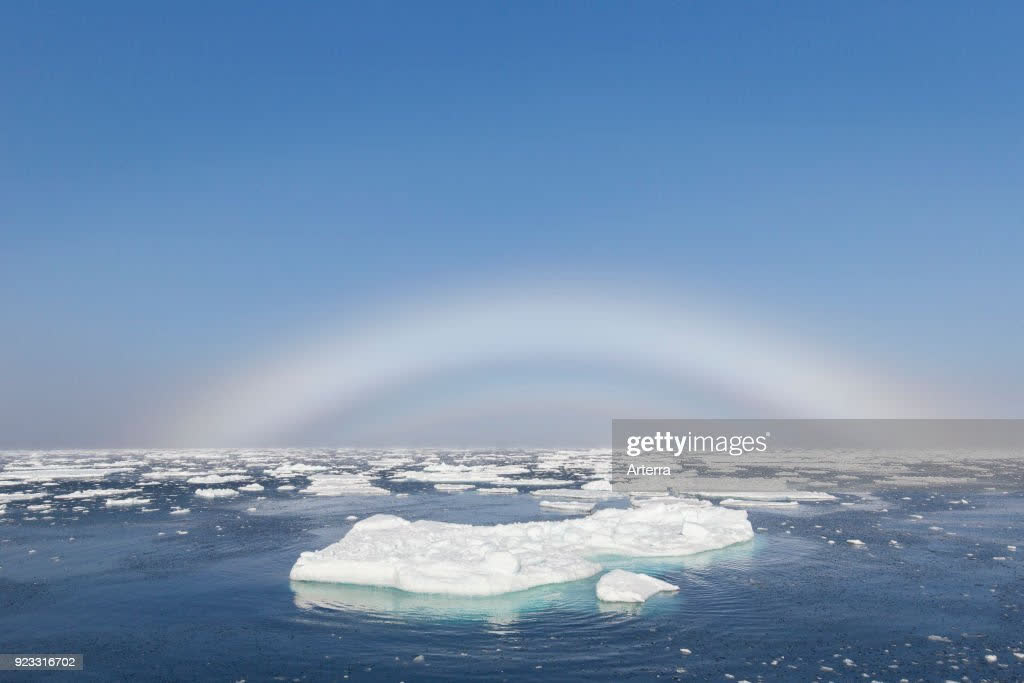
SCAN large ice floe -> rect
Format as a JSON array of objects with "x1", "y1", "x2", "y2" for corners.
[{"x1": 290, "y1": 499, "x2": 753, "y2": 596}]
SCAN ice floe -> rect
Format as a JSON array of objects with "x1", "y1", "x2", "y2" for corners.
[
  {"x1": 434, "y1": 483, "x2": 475, "y2": 492},
  {"x1": 595, "y1": 569, "x2": 679, "y2": 603},
  {"x1": 238, "y1": 483, "x2": 265, "y2": 492},
  {"x1": 55, "y1": 488, "x2": 138, "y2": 500},
  {"x1": 105, "y1": 497, "x2": 151, "y2": 507},
  {"x1": 0, "y1": 491, "x2": 47, "y2": 504},
  {"x1": 476, "y1": 487, "x2": 519, "y2": 495},
  {"x1": 194, "y1": 488, "x2": 240, "y2": 498},
  {"x1": 690, "y1": 491, "x2": 836, "y2": 502},
  {"x1": 290, "y1": 499, "x2": 753, "y2": 596},
  {"x1": 719, "y1": 499, "x2": 799, "y2": 509},
  {"x1": 538, "y1": 500, "x2": 595, "y2": 513},
  {"x1": 186, "y1": 474, "x2": 250, "y2": 485},
  {"x1": 300, "y1": 474, "x2": 389, "y2": 496}
]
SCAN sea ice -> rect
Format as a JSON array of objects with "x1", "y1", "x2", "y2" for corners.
[
  {"x1": 105, "y1": 497, "x2": 151, "y2": 507},
  {"x1": 595, "y1": 569, "x2": 679, "y2": 603},
  {"x1": 719, "y1": 499, "x2": 799, "y2": 508},
  {"x1": 55, "y1": 488, "x2": 138, "y2": 500},
  {"x1": 291, "y1": 499, "x2": 753, "y2": 596},
  {"x1": 434, "y1": 483, "x2": 475, "y2": 492},
  {"x1": 0, "y1": 491, "x2": 47, "y2": 504},
  {"x1": 476, "y1": 487, "x2": 519, "y2": 495},
  {"x1": 539, "y1": 500, "x2": 595, "y2": 513},
  {"x1": 392, "y1": 463, "x2": 529, "y2": 484},
  {"x1": 194, "y1": 488, "x2": 240, "y2": 498},
  {"x1": 529, "y1": 488, "x2": 624, "y2": 500},
  {"x1": 239, "y1": 483, "x2": 265, "y2": 492},
  {"x1": 691, "y1": 491, "x2": 836, "y2": 502},
  {"x1": 187, "y1": 474, "x2": 250, "y2": 485},
  {"x1": 300, "y1": 474, "x2": 389, "y2": 496}
]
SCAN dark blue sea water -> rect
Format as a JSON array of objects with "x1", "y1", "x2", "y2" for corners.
[{"x1": 2, "y1": 485, "x2": 1022, "y2": 681}]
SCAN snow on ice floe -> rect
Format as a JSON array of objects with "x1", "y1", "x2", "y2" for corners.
[
  {"x1": 301, "y1": 474, "x2": 389, "y2": 496},
  {"x1": 595, "y1": 569, "x2": 679, "y2": 603},
  {"x1": 290, "y1": 499, "x2": 753, "y2": 596},
  {"x1": 194, "y1": 488, "x2": 240, "y2": 499}
]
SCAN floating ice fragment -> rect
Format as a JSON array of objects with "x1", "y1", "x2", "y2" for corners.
[
  {"x1": 595, "y1": 569, "x2": 679, "y2": 603},
  {"x1": 187, "y1": 474, "x2": 250, "y2": 485},
  {"x1": 0, "y1": 492, "x2": 47, "y2": 504},
  {"x1": 539, "y1": 500, "x2": 595, "y2": 513},
  {"x1": 105, "y1": 497, "x2": 151, "y2": 507},
  {"x1": 239, "y1": 483, "x2": 265, "y2": 492},
  {"x1": 301, "y1": 474, "x2": 389, "y2": 496},
  {"x1": 690, "y1": 491, "x2": 836, "y2": 502},
  {"x1": 434, "y1": 483, "x2": 475, "y2": 492},
  {"x1": 476, "y1": 487, "x2": 519, "y2": 495},
  {"x1": 927, "y1": 635, "x2": 951, "y2": 643},
  {"x1": 720, "y1": 499, "x2": 798, "y2": 508},
  {"x1": 55, "y1": 488, "x2": 137, "y2": 500},
  {"x1": 846, "y1": 539, "x2": 864, "y2": 546},
  {"x1": 195, "y1": 488, "x2": 239, "y2": 499}
]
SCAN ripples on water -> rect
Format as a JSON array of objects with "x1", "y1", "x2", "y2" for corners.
[{"x1": 1, "y1": 480, "x2": 1022, "y2": 681}]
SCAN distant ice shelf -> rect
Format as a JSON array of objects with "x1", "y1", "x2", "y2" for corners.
[{"x1": 290, "y1": 499, "x2": 753, "y2": 596}]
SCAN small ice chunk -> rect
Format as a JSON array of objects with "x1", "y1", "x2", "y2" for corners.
[
  {"x1": 105, "y1": 497, "x2": 151, "y2": 507},
  {"x1": 434, "y1": 483, "x2": 475, "y2": 492},
  {"x1": 984, "y1": 654, "x2": 997, "y2": 663},
  {"x1": 170, "y1": 507, "x2": 190, "y2": 515},
  {"x1": 927, "y1": 635, "x2": 951, "y2": 643},
  {"x1": 194, "y1": 488, "x2": 239, "y2": 499},
  {"x1": 187, "y1": 474, "x2": 250, "y2": 485},
  {"x1": 596, "y1": 569, "x2": 679, "y2": 603},
  {"x1": 239, "y1": 483, "x2": 265, "y2": 492},
  {"x1": 846, "y1": 539, "x2": 865, "y2": 546},
  {"x1": 477, "y1": 487, "x2": 519, "y2": 495}
]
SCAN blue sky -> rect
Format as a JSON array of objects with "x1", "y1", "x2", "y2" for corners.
[{"x1": 2, "y1": 2, "x2": 1021, "y2": 446}]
